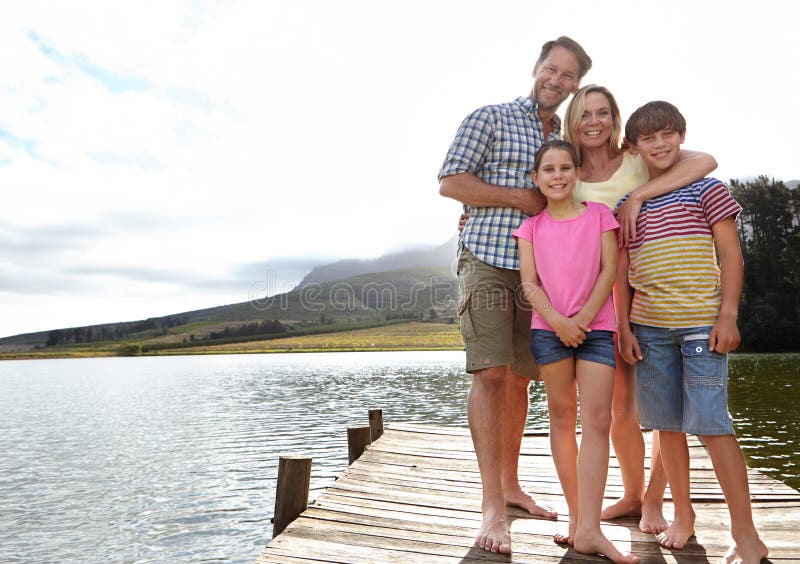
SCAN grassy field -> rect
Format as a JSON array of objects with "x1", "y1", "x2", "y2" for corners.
[
  {"x1": 152, "y1": 322, "x2": 464, "y2": 355},
  {"x1": 0, "y1": 322, "x2": 465, "y2": 360}
]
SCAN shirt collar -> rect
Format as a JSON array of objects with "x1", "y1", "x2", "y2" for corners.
[{"x1": 515, "y1": 95, "x2": 561, "y2": 135}]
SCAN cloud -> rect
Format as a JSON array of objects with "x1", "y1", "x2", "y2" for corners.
[
  {"x1": 27, "y1": 31, "x2": 151, "y2": 94},
  {"x1": 0, "y1": 0, "x2": 797, "y2": 338}
]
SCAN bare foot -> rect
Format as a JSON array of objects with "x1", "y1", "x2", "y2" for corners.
[
  {"x1": 505, "y1": 488, "x2": 558, "y2": 519},
  {"x1": 574, "y1": 530, "x2": 640, "y2": 564},
  {"x1": 475, "y1": 512, "x2": 511, "y2": 554},
  {"x1": 554, "y1": 514, "x2": 577, "y2": 546},
  {"x1": 601, "y1": 496, "x2": 642, "y2": 520},
  {"x1": 656, "y1": 516, "x2": 695, "y2": 549},
  {"x1": 722, "y1": 533, "x2": 769, "y2": 564},
  {"x1": 639, "y1": 498, "x2": 667, "y2": 534}
]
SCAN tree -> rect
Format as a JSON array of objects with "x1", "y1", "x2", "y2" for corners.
[{"x1": 731, "y1": 176, "x2": 799, "y2": 351}]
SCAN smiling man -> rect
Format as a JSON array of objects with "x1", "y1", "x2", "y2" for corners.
[{"x1": 438, "y1": 36, "x2": 592, "y2": 554}]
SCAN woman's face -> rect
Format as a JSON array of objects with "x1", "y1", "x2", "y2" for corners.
[{"x1": 576, "y1": 92, "x2": 615, "y2": 149}]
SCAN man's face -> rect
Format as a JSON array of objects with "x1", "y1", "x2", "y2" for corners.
[{"x1": 532, "y1": 46, "x2": 581, "y2": 112}]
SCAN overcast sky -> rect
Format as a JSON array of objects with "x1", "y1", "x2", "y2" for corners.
[{"x1": 2, "y1": 1, "x2": 798, "y2": 338}]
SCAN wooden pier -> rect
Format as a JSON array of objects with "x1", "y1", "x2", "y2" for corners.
[{"x1": 259, "y1": 422, "x2": 799, "y2": 563}]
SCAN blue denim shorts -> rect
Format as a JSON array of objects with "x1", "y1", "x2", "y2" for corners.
[
  {"x1": 632, "y1": 323, "x2": 734, "y2": 435},
  {"x1": 530, "y1": 329, "x2": 616, "y2": 368}
]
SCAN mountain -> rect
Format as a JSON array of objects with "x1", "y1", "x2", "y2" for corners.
[
  {"x1": 0, "y1": 238, "x2": 461, "y2": 352},
  {"x1": 786, "y1": 180, "x2": 798, "y2": 190},
  {"x1": 298, "y1": 235, "x2": 458, "y2": 286}
]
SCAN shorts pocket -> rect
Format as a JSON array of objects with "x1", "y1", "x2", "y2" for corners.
[
  {"x1": 457, "y1": 292, "x2": 477, "y2": 343},
  {"x1": 682, "y1": 336, "x2": 725, "y2": 389},
  {"x1": 635, "y1": 342, "x2": 657, "y2": 387}
]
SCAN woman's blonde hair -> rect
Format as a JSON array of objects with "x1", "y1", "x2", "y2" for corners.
[{"x1": 563, "y1": 84, "x2": 623, "y2": 161}]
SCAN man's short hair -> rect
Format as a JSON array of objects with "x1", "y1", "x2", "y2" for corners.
[
  {"x1": 625, "y1": 101, "x2": 687, "y2": 144},
  {"x1": 537, "y1": 36, "x2": 592, "y2": 80}
]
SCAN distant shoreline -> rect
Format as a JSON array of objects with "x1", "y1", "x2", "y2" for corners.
[{"x1": 0, "y1": 322, "x2": 465, "y2": 361}]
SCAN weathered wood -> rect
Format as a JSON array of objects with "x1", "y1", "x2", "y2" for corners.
[
  {"x1": 346, "y1": 425, "x2": 372, "y2": 465},
  {"x1": 261, "y1": 425, "x2": 800, "y2": 563},
  {"x1": 368, "y1": 408, "x2": 384, "y2": 441},
  {"x1": 272, "y1": 455, "x2": 311, "y2": 538}
]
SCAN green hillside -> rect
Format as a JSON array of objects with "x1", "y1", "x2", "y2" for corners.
[{"x1": 0, "y1": 265, "x2": 459, "y2": 358}]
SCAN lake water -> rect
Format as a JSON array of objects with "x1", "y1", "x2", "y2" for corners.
[{"x1": 0, "y1": 351, "x2": 797, "y2": 562}]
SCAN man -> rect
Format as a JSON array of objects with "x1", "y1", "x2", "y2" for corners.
[{"x1": 438, "y1": 36, "x2": 592, "y2": 554}]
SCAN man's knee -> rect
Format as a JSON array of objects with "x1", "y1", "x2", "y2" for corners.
[{"x1": 472, "y1": 365, "x2": 509, "y2": 390}]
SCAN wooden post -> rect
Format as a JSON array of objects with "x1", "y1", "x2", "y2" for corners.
[
  {"x1": 347, "y1": 426, "x2": 372, "y2": 464},
  {"x1": 272, "y1": 455, "x2": 311, "y2": 538},
  {"x1": 368, "y1": 408, "x2": 384, "y2": 442}
]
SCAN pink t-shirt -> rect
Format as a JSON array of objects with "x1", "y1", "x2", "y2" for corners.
[{"x1": 513, "y1": 201, "x2": 619, "y2": 332}]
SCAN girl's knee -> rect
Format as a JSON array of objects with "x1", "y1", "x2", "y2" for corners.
[
  {"x1": 583, "y1": 406, "x2": 613, "y2": 433},
  {"x1": 549, "y1": 403, "x2": 578, "y2": 426}
]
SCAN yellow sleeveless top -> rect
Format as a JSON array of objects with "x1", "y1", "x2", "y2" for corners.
[{"x1": 573, "y1": 151, "x2": 649, "y2": 209}]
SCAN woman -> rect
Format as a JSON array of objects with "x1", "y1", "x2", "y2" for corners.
[{"x1": 563, "y1": 84, "x2": 717, "y2": 534}]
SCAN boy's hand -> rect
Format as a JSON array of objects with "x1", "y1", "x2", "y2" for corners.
[
  {"x1": 553, "y1": 316, "x2": 587, "y2": 348},
  {"x1": 618, "y1": 326, "x2": 643, "y2": 364},
  {"x1": 614, "y1": 194, "x2": 642, "y2": 247},
  {"x1": 710, "y1": 314, "x2": 740, "y2": 353}
]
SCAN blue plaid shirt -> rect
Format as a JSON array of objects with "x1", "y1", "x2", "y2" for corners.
[{"x1": 438, "y1": 96, "x2": 560, "y2": 270}]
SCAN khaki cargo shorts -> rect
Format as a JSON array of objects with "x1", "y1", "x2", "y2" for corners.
[{"x1": 457, "y1": 248, "x2": 539, "y2": 379}]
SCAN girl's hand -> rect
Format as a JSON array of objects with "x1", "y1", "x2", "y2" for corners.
[
  {"x1": 571, "y1": 312, "x2": 592, "y2": 334},
  {"x1": 553, "y1": 317, "x2": 587, "y2": 348},
  {"x1": 618, "y1": 328, "x2": 642, "y2": 364}
]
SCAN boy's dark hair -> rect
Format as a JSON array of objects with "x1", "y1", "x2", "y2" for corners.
[
  {"x1": 625, "y1": 101, "x2": 687, "y2": 144},
  {"x1": 537, "y1": 36, "x2": 592, "y2": 80},
  {"x1": 533, "y1": 139, "x2": 580, "y2": 172}
]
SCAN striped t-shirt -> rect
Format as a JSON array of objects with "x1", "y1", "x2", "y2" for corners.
[{"x1": 618, "y1": 178, "x2": 742, "y2": 328}]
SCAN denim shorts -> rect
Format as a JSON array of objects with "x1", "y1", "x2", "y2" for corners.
[
  {"x1": 530, "y1": 329, "x2": 616, "y2": 368},
  {"x1": 632, "y1": 323, "x2": 734, "y2": 435}
]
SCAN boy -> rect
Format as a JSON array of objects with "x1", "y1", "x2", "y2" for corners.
[{"x1": 615, "y1": 101, "x2": 768, "y2": 564}]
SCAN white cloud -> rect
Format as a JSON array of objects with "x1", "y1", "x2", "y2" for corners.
[{"x1": 1, "y1": 0, "x2": 798, "y2": 337}]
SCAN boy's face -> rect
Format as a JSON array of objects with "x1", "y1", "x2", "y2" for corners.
[{"x1": 629, "y1": 127, "x2": 686, "y2": 177}]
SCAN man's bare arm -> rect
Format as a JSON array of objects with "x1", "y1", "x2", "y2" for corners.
[{"x1": 440, "y1": 173, "x2": 546, "y2": 217}]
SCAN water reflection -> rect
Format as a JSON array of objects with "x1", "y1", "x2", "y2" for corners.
[
  {"x1": 0, "y1": 351, "x2": 796, "y2": 562},
  {"x1": 728, "y1": 354, "x2": 799, "y2": 490}
]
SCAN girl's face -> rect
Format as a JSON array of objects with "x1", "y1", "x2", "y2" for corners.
[
  {"x1": 533, "y1": 148, "x2": 578, "y2": 203},
  {"x1": 576, "y1": 91, "x2": 615, "y2": 148}
]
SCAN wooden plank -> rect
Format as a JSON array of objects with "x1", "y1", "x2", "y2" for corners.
[{"x1": 260, "y1": 423, "x2": 800, "y2": 563}]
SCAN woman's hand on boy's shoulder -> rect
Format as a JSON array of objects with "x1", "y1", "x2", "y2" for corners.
[{"x1": 614, "y1": 195, "x2": 643, "y2": 247}]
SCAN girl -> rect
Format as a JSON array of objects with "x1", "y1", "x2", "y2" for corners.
[{"x1": 513, "y1": 140, "x2": 639, "y2": 564}]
